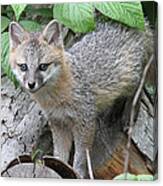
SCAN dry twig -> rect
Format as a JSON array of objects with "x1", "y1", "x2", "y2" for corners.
[
  {"x1": 123, "y1": 55, "x2": 154, "y2": 178},
  {"x1": 86, "y1": 148, "x2": 94, "y2": 179}
]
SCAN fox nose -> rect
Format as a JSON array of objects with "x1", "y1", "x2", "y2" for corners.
[{"x1": 28, "y1": 82, "x2": 36, "y2": 89}]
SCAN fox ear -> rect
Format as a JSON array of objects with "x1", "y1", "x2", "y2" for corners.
[
  {"x1": 42, "y1": 20, "x2": 63, "y2": 48},
  {"x1": 9, "y1": 22, "x2": 28, "y2": 49}
]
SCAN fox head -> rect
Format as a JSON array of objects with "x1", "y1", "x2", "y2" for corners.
[{"x1": 9, "y1": 20, "x2": 66, "y2": 93}]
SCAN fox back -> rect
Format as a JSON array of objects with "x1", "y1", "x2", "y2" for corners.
[{"x1": 67, "y1": 21, "x2": 153, "y2": 111}]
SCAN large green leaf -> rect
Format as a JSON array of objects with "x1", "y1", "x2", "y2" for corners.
[
  {"x1": 19, "y1": 20, "x2": 42, "y2": 32},
  {"x1": 53, "y1": 3, "x2": 95, "y2": 33},
  {"x1": 11, "y1": 4, "x2": 27, "y2": 21},
  {"x1": 94, "y1": 2, "x2": 145, "y2": 30},
  {"x1": 1, "y1": 16, "x2": 10, "y2": 32},
  {"x1": 1, "y1": 32, "x2": 19, "y2": 87}
]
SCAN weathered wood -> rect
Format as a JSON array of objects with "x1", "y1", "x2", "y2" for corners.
[
  {"x1": 1, "y1": 155, "x2": 79, "y2": 178},
  {"x1": 1, "y1": 76, "x2": 48, "y2": 171},
  {"x1": 2, "y1": 164, "x2": 61, "y2": 178}
]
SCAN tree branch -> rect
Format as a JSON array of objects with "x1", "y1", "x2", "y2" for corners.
[{"x1": 123, "y1": 55, "x2": 154, "y2": 178}]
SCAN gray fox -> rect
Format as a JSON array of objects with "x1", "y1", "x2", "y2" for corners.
[{"x1": 9, "y1": 19, "x2": 153, "y2": 178}]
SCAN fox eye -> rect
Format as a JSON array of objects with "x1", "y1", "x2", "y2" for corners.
[
  {"x1": 39, "y1": 64, "x2": 49, "y2": 71},
  {"x1": 19, "y1": 64, "x2": 28, "y2": 71}
]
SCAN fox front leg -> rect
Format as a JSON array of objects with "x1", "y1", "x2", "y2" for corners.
[
  {"x1": 73, "y1": 123, "x2": 95, "y2": 179},
  {"x1": 49, "y1": 122, "x2": 73, "y2": 163}
]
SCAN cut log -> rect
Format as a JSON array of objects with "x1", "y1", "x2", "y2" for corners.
[
  {"x1": 1, "y1": 155, "x2": 79, "y2": 178},
  {"x1": 2, "y1": 163, "x2": 61, "y2": 178}
]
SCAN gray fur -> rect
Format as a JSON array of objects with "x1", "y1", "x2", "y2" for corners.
[
  {"x1": 9, "y1": 20, "x2": 153, "y2": 178},
  {"x1": 64, "y1": 22, "x2": 153, "y2": 177}
]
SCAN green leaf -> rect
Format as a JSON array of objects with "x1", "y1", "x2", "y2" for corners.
[
  {"x1": 11, "y1": 4, "x2": 27, "y2": 21},
  {"x1": 5, "y1": 5, "x2": 15, "y2": 19},
  {"x1": 113, "y1": 173, "x2": 137, "y2": 180},
  {"x1": 113, "y1": 173, "x2": 154, "y2": 181},
  {"x1": 1, "y1": 32, "x2": 19, "y2": 87},
  {"x1": 19, "y1": 20, "x2": 42, "y2": 32},
  {"x1": 30, "y1": 7, "x2": 53, "y2": 18},
  {"x1": 145, "y1": 83, "x2": 156, "y2": 96},
  {"x1": 31, "y1": 148, "x2": 43, "y2": 161},
  {"x1": 94, "y1": 2, "x2": 145, "y2": 30},
  {"x1": 137, "y1": 175, "x2": 154, "y2": 181},
  {"x1": 1, "y1": 16, "x2": 10, "y2": 32},
  {"x1": 53, "y1": 3, "x2": 95, "y2": 33}
]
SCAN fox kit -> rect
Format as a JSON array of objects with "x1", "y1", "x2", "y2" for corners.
[{"x1": 9, "y1": 19, "x2": 153, "y2": 178}]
